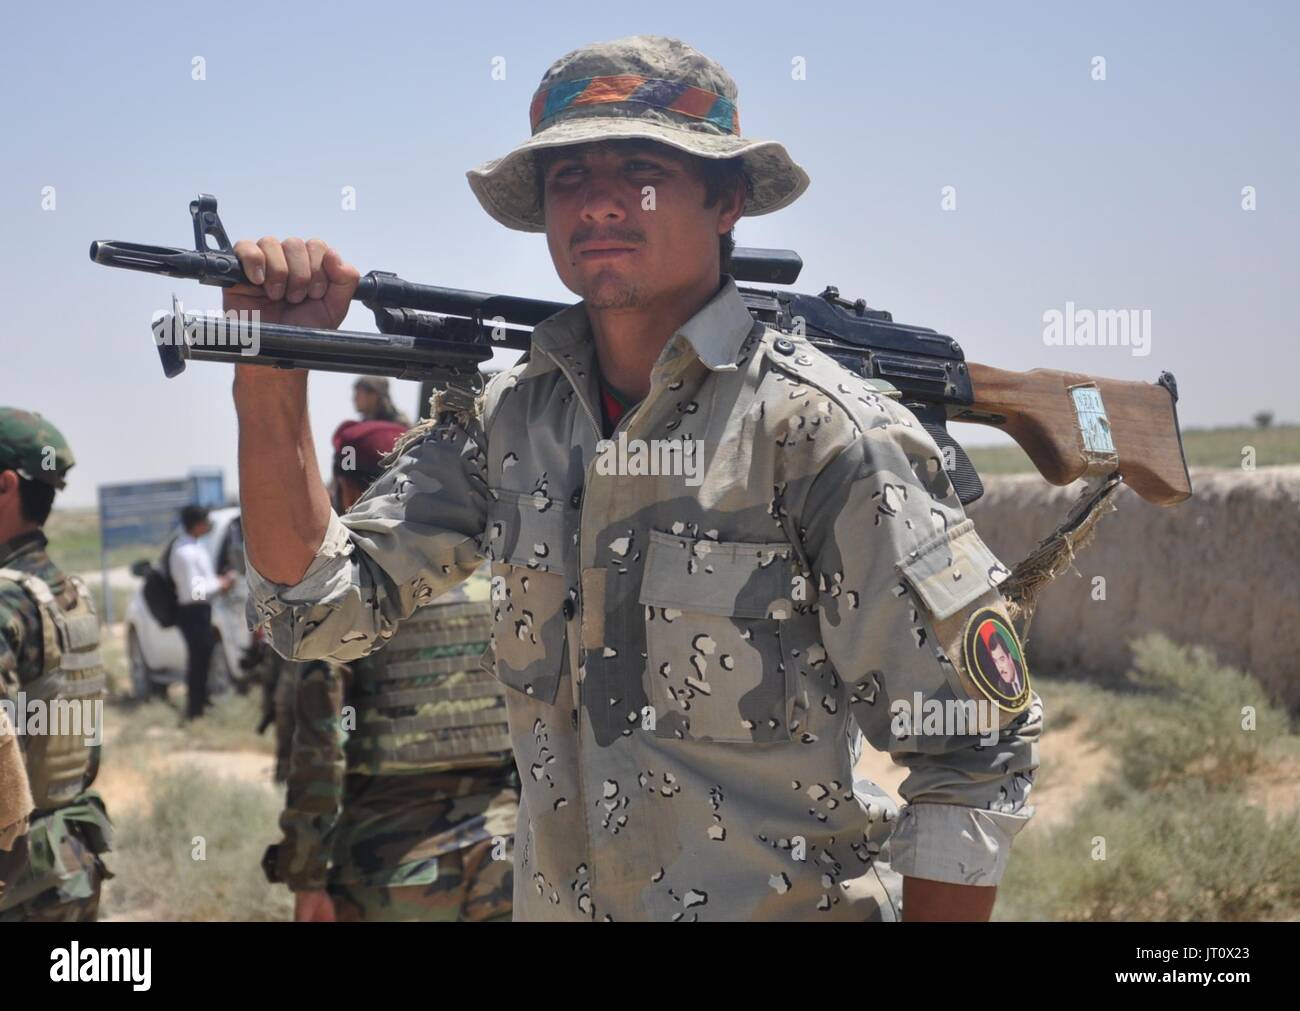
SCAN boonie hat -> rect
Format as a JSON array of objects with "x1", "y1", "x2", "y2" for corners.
[{"x1": 467, "y1": 35, "x2": 810, "y2": 232}]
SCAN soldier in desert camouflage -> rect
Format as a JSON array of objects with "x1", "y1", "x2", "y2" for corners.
[
  {"x1": 263, "y1": 419, "x2": 515, "y2": 921},
  {"x1": 232, "y1": 35, "x2": 1041, "y2": 921}
]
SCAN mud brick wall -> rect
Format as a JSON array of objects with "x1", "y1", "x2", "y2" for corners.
[{"x1": 967, "y1": 466, "x2": 1300, "y2": 709}]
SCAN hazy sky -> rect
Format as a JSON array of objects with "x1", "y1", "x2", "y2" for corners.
[{"x1": 3, "y1": 0, "x2": 1296, "y2": 508}]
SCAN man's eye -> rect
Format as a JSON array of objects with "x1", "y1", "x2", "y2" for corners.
[
  {"x1": 550, "y1": 166, "x2": 583, "y2": 181},
  {"x1": 627, "y1": 160, "x2": 662, "y2": 172}
]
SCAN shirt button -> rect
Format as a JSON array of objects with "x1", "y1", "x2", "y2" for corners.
[
  {"x1": 562, "y1": 598, "x2": 575, "y2": 621},
  {"x1": 569, "y1": 487, "x2": 583, "y2": 509}
]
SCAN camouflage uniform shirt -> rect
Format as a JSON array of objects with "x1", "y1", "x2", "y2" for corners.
[
  {"x1": 248, "y1": 277, "x2": 1042, "y2": 921},
  {"x1": 0, "y1": 531, "x2": 111, "y2": 916}
]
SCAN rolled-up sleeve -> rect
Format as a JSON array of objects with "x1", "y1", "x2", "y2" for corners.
[
  {"x1": 246, "y1": 407, "x2": 491, "y2": 665},
  {"x1": 802, "y1": 409, "x2": 1042, "y2": 887}
]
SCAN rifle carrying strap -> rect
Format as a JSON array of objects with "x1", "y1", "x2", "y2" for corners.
[{"x1": 999, "y1": 470, "x2": 1123, "y2": 642}]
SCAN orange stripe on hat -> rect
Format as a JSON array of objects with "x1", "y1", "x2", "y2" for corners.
[
  {"x1": 571, "y1": 75, "x2": 646, "y2": 107},
  {"x1": 668, "y1": 87, "x2": 719, "y2": 120},
  {"x1": 530, "y1": 75, "x2": 739, "y2": 135}
]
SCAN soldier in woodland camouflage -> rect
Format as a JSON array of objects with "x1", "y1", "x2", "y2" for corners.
[
  {"x1": 0, "y1": 408, "x2": 112, "y2": 921},
  {"x1": 266, "y1": 419, "x2": 516, "y2": 922},
  {"x1": 234, "y1": 36, "x2": 1040, "y2": 921}
]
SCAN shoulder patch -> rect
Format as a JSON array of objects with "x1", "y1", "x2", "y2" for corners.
[{"x1": 961, "y1": 608, "x2": 1031, "y2": 713}]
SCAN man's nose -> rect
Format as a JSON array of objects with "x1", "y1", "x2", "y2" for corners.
[{"x1": 578, "y1": 172, "x2": 627, "y2": 222}]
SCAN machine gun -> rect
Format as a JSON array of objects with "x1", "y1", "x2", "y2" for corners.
[{"x1": 90, "y1": 194, "x2": 1192, "y2": 507}]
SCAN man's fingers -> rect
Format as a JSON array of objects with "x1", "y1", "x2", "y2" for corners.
[
  {"x1": 229, "y1": 236, "x2": 355, "y2": 325},
  {"x1": 306, "y1": 239, "x2": 329, "y2": 300},
  {"x1": 258, "y1": 236, "x2": 289, "y2": 301},
  {"x1": 282, "y1": 237, "x2": 311, "y2": 304},
  {"x1": 322, "y1": 248, "x2": 360, "y2": 323},
  {"x1": 227, "y1": 238, "x2": 268, "y2": 296},
  {"x1": 322, "y1": 246, "x2": 357, "y2": 284},
  {"x1": 232, "y1": 239, "x2": 266, "y2": 287}
]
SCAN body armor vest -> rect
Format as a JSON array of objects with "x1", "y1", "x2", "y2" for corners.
[
  {"x1": 0, "y1": 568, "x2": 106, "y2": 810},
  {"x1": 344, "y1": 577, "x2": 508, "y2": 776}
]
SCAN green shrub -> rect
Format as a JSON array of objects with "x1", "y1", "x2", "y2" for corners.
[
  {"x1": 998, "y1": 783, "x2": 1300, "y2": 921},
  {"x1": 996, "y1": 636, "x2": 1299, "y2": 921},
  {"x1": 1109, "y1": 635, "x2": 1291, "y2": 792}
]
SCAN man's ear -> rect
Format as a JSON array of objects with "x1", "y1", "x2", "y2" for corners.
[
  {"x1": 0, "y1": 470, "x2": 16, "y2": 497},
  {"x1": 717, "y1": 176, "x2": 746, "y2": 234}
]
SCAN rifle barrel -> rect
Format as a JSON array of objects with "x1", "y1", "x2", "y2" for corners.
[
  {"x1": 90, "y1": 240, "x2": 803, "y2": 330},
  {"x1": 154, "y1": 310, "x2": 489, "y2": 383}
]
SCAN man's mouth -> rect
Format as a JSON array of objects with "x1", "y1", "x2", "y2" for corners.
[{"x1": 575, "y1": 243, "x2": 639, "y2": 261}]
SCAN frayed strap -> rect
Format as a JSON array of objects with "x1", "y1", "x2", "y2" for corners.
[{"x1": 1000, "y1": 472, "x2": 1123, "y2": 643}]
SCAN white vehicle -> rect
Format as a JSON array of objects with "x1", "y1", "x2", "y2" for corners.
[{"x1": 124, "y1": 506, "x2": 252, "y2": 700}]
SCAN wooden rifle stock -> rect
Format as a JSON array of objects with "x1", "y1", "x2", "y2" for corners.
[{"x1": 955, "y1": 363, "x2": 1192, "y2": 506}]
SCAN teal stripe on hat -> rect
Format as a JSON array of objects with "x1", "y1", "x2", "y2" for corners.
[
  {"x1": 704, "y1": 95, "x2": 736, "y2": 133},
  {"x1": 542, "y1": 79, "x2": 592, "y2": 125}
]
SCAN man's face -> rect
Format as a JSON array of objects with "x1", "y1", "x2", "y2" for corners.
[
  {"x1": 354, "y1": 386, "x2": 376, "y2": 415},
  {"x1": 541, "y1": 140, "x2": 744, "y2": 310},
  {"x1": 990, "y1": 640, "x2": 1018, "y2": 686}
]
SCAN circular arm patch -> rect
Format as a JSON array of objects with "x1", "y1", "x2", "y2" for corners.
[{"x1": 961, "y1": 608, "x2": 1031, "y2": 713}]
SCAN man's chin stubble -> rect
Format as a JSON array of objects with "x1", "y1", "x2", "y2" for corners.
[{"x1": 582, "y1": 273, "x2": 644, "y2": 310}]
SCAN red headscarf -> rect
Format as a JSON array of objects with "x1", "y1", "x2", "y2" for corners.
[{"x1": 331, "y1": 419, "x2": 405, "y2": 486}]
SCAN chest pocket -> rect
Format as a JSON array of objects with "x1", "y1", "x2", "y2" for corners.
[
  {"x1": 480, "y1": 490, "x2": 569, "y2": 705},
  {"x1": 638, "y1": 529, "x2": 798, "y2": 743}
]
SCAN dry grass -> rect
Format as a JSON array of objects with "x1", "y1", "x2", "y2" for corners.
[{"x1": 97, "y1": 690, "x2": 284, "y2": 921}]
